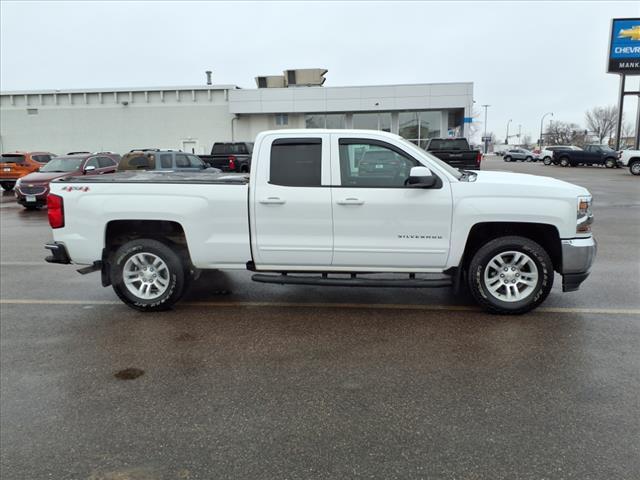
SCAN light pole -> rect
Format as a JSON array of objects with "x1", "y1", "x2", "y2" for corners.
[
  {"x1": 518, "y1": 124, "x2": 522, "y2": 145},
  {"x1": 539, "y1": 112, "x2": 553, "y2": 147},
  {"x1": 506, "y1": 119, "x2": 512, "y2": 145},
  {"x1": 481, "y1": 104, "x2": 490, "y2": 153}
]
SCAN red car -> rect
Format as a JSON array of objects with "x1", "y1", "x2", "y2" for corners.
[{"x1": 15, "y1": 152, "x2": 120, "y2": 209}]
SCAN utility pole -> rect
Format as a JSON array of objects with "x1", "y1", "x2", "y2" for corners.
[
  {"x1": 481, "y1": 104, "x2": 490, "y2": 154},
  {"x1": 518, "y1": 124, "x2": 522, "y2": 145},
  {"x1": 506, "y1": 119, "x2": 512, "y2": 145},
  {"x1": 540, "y1": 112, "x2": 553, "y2": 147}
]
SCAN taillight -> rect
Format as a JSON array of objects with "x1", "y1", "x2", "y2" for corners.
[
  {"x1": 228, "y1": 155, "x2": 237, "y2": 171},
  {"x1": 47, "y1": 194, "x2": 64, "y2": 229},
  {"x1": 476, "y1": 151, "x2": 482, "y2": 166}
]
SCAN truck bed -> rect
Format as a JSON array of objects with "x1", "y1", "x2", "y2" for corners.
[{"x1": 53, "y1": 170, "x2": 249, "y2": 185}]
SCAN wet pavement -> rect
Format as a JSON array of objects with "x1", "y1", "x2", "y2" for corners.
[{"x1": 1, "y1": 158, "x2": 639, "y2": 479}]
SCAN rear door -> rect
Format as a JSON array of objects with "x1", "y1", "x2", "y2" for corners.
[
  {"x1": 251, "y1": 134, "x2": 333, "y2": 268},
  {"x1": 330, "y1": 135, "x2": 452, "y2": 270}
]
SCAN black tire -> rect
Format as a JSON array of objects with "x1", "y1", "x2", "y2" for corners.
[
  {"x1": 604, "y1": 158, "x2": 616, "y2": 169},
  {"x1": 504, "y1": 156, "x2": 512, "y2": 162},
  {"x1": 543, "y1": 156, "x2": 552, "y2": 166},
  {"x1": 467, "y1": 236, "x2": 554, "y2": 315},
  {"x1": 110, "y1": 238, "x2": 186, "y2": 312},
  {"x1": 525, "y1": 156, "x2": 533, "y2": 162},
  {"x1": 0, "y1": 182, "x2": 15, "y2": 191},
  {"x1": 559, "y1": 157, "x2": 570, "y2": 167},
  {"x1": 630, "y1": 160, "x2": 640, "y2": 176}
]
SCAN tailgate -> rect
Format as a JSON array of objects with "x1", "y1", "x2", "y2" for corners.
[{"x1": 429, "y1": 150, "x2": 479, "y2": 169}]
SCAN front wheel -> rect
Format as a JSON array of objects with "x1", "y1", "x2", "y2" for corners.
[
  {"x1": 504, "y1": 156, "x2": 512, "y2": 162},
  {"x1": 0, "y1": 182, "x2": 15, "y2": 191},
  {"x1": 110, "y1": 238, "x2": 186, "y2": 311},
  {"x1": 630, "y1": 160, "x2": 640, "y2": 176},
  {"x1": 468, "y1": 236, "x2": 553, "y2": 315},
  {"x1": 604, "y1": 158, "x2": 616, "y2": 169},
  {"x1": 525, "y1": 156, "x2": 533, "y2": 162}
]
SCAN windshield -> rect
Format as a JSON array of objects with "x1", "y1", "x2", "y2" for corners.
[
  {"x1": 397, "y1": 137, "x2": 463, "y2": 180},
  {"x1": 40, "y1": 157, "x2": 83, "y2": 172},
  {"x1": 1, "y1": 154, "x2": 26, "y2": 164}
]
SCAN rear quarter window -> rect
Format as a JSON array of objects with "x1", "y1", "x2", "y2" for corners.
[{"x1": 1, "y1": 154, "x2": 26, "y2": 164}]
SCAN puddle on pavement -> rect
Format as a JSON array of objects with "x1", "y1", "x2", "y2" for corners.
[{"x1": 114, "y1": 368, "x2": 145, "y2": 380}]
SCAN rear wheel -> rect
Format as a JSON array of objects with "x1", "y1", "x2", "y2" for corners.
[
  {"x1": 543, "y1": 156, "x2": 552, "y2": 166},
  {"x1": 110, "y1": 238, "x2": 186, "y2": 311},
  {"x1": 468, "y1": 236, "x2": 553, "y2": 315},
  {"x1": 0, "y1": 182, "x2": 15, "y2": 191},
  {"x1": 630, "y1": 160, "x2": 640, "y2": 176},
  {"x1": 559, "y1": 157, "x2": 570, "y2": 167}
]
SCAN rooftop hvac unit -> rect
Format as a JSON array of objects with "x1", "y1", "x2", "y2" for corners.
[
  {"x1": 284, "y1": 69, "x2": 328, "y2": 87},
  {"x1": 255, "y1": 75, "x2": 286, "y2": 88}
]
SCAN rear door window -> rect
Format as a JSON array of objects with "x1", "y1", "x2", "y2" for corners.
[
  {"x1": 160, "y1": 154, "x2": 172, "y2": 169},
  {"x1": 97, "y1": 157, "x2": 117, "y2": 168},
  {"x1": 270, "y1": 139, "x2": 322, "y2": 187}
]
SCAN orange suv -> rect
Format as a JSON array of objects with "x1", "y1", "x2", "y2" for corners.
[{"x1": 0, "y1": 151, "x2": 56, "y2": 191}]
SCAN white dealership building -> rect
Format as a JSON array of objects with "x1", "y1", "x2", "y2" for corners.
[{"x1": 0, "y1": 69, "x2": 474, "y2": 155}]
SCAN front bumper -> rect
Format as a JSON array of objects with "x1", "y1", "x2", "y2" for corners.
[{"x1": 560, "y1": 237, "x2": 597, "y2": 292}]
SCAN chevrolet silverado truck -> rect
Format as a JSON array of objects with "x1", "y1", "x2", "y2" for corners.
[
  {"x1": 617, "y1": 149, "x2": 640, "y2": 175},
  {"x1": 44, "y1": 129, "x2": 596, "y2": 315},
  {"x1": 423, "y1": 138, "x2": 482, "y2": 170}
]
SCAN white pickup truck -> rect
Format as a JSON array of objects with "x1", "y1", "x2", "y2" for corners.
[
  {"x1": 44, "y1": 129, "x2": 596, "y2": 314},
  {"x1": 617, "y1": 149, "x2": 640, "y2": 175}
]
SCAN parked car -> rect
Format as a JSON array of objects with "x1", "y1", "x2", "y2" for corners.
[
  {"x1": 423, "y1": 138, "x2": 482, "y2": 170},
  {"x1": 119, "y1": 149, "x2": 220, "y2": 173},
  {"x1": 0, "y1": 151, "x2": 56, "y2": 191},
  {"x1": 503, "y1": 148, "x2": 536, "y2": 162},
  {"x1": 552, "y1": 144, "x2": 619, "y2": 168},
  {"x1": 44, "y1": 129, "x2": 596, "y2": 315},
  {"x1": 14, "y1": 152, "x2": 120, "y2": 209},
  {"x1": 540, "y1": 146, "x2": 582, "y2": 165},
  {"x1": 199, "y1": 142, "x2": 254, "y2": 172},
  {"x1": 617, "y1": 149, "x2": 640, "y2": 175}
]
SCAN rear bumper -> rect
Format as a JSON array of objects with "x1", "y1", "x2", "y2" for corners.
[
  {"x1": 560, "y1": 237, "x2": 597, "y2": 292},
  {"x1": 45, "y1": 242, "x2": 71, "y2": 264}
]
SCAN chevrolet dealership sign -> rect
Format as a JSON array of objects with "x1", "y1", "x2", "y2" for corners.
[{"x1": 608, "y1": 18, "x2": 640, "y2": 74}]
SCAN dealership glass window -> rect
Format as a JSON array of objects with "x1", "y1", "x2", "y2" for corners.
[
  {"x1": 275, "y1": 113, "x2": 289, "y2": 126},
  {"x1": 353, "y1": 113, "x2": 379, "y2": 130},
  {"x1": 338, "y1": 140, "x2": 419, "y2": 188},
  {"x1": 270, "y1": 139, "x2": 322, "y2": 187},
  {"x1": 305, "y1": 114, "x2": 325, "y2": 128},
  {"x1": 399, "y1": 112, "x2": 419, "y2": 141},
  {"x1": 325, "y1": 114, "x2": 346, "y2": 129},
  {"x1": 379, "y1": 113, "x2": 391, "y2": 132}
]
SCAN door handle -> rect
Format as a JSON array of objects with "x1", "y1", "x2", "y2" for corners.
[
  {"x1": 337, "y1": 197, "x2": 365, "y2": 205},
  {"x1": 259, "y1": 196, "x2": 286, "y2": 205}
]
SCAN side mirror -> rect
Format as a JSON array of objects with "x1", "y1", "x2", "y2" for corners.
[
  {"x1": 84, "y1": 165, "x2": 96, "y2": 174},
  {"x1": 407, "y1": 166, "x2": 437, "y2": 188}
]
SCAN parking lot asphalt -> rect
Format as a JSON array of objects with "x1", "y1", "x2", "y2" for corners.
[{"x1": 1, "y1": 157, "x2": 639, "y2": 479}]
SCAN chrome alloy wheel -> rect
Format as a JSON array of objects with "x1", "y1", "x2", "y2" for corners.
[
  {"x1": 483, "y1": 251, "x2": 539, "y2": 303},
  {"x1": 122, "y1": 252, "x2": 170, "y2": 300}
]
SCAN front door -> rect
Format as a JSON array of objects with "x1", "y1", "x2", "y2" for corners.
[
  {"x1": 251, "y1": 134, "x2": 333, "y2": 268},
  {"x1": 330, "y1": 136, "x2": 452, "y2": 270}
]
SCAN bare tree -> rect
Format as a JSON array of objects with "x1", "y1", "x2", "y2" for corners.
[{"x1": 585, "y1": 105, "x2": 617, "y2": 144}]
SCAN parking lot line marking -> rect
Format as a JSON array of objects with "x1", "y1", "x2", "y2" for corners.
[{"x1": 1, "y1": 298, "x2": 639, "y2": 315}]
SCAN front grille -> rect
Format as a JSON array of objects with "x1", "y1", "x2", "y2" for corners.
[{"x1": 19, "y1": 185, "x2": 47, "y2": 195}]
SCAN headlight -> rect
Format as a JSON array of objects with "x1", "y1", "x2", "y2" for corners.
[
  {"x1": 15, "y1": 178, "x2": 22, "y2": 187},
  {"x1": 577, "y1": 195, "x2": 593, "y2": 233}
]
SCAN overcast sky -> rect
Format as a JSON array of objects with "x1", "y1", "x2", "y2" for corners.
[{"x1": 1, "y1": 0, "x2": 638, "y2": 142}]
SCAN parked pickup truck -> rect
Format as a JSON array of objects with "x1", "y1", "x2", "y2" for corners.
[
  {"x1": 199, "y1": 142, "x2": 253, "y2": 172},
  {"x1": 423, "y1": 138, "x2": 482, "y2": 170},
  {"x1": 552, "y1": 144, "x2": 619, "y2": 168},
  {"x1": 44, "y1": 129, "x2": 596, "y2": 315},
  {"x1": 617, "y1": 149, "x2": 640, "y2": 175}
]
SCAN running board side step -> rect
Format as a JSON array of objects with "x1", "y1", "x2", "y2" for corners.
[{"x1": 251, "y1": 273, "x2": 453, "y2": 288}]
